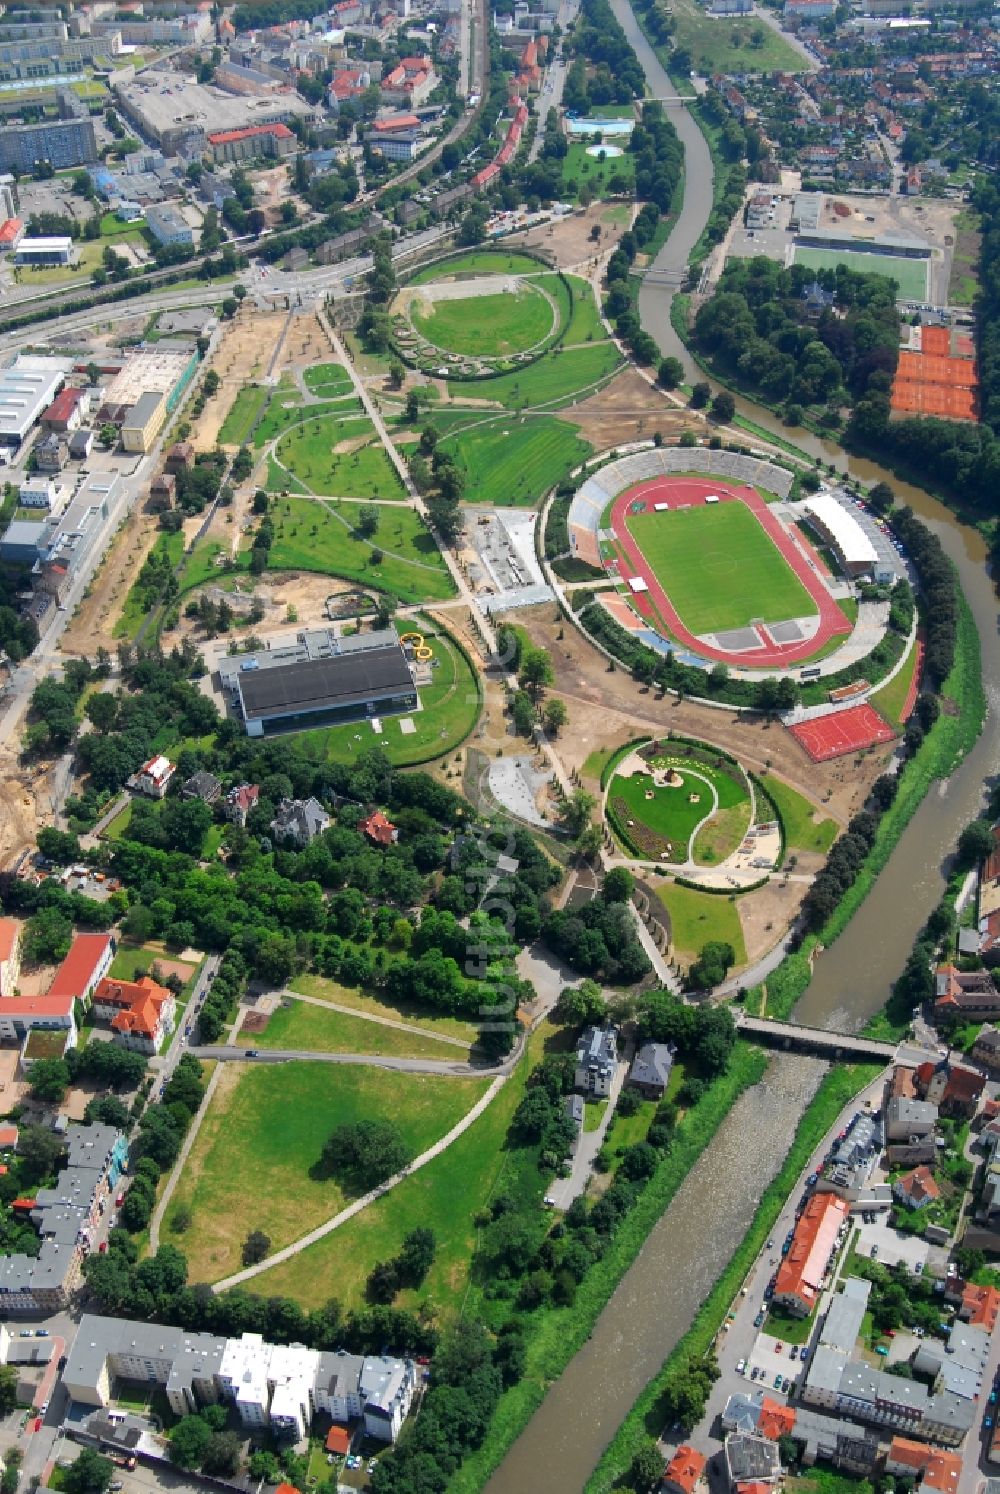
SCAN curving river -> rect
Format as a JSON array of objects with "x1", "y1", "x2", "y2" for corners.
[{"x1": 485, "y1": 11, "x2": 1000, "y2": 1491}]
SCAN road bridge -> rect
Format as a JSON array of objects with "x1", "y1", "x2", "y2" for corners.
[{"x1": 735, "y1": 1013, "x2": 897, "y2": 1064}]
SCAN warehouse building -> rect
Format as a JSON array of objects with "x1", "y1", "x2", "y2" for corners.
[
  {"x1": 218, "y1": 627, "x2": 418, "y2": 737},
  {"x1": 33, "y1": 474, "x2": 120, "y2": 601},
  {"x1": 15, "y1": 236, "x2": 74, "y2": 268},
  {"x1": 121, "y1": 390, "x2": 166, "y2": 453},
  {"x1": 795, "y1": 226, "x2": 931, "y2": 259},
  {"x1": 0, "y1": 116, "x2": 96, "y2": 173},
  {"x1": 0, "y1": 519, "x2": 50, "y2": 566},
  {"x1": 0, "y1": 353, "x2": 70, "y2": 446}
]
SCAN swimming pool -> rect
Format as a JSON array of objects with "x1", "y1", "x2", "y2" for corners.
[{"x1": 565, "y1": 116, "x2": 634, "y2": 137}]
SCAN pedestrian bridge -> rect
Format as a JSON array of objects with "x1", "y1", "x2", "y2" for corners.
[{"x1": 735, "y1": 1013, "x2": 897, "y2": 1064}]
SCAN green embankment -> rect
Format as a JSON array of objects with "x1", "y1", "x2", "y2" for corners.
[{"x1": 584, "y1": 1062, "x2": 881, "y2": 1491}]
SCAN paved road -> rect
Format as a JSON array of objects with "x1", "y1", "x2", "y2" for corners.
[
  {"x1": 607, "y1": 0, "x2": 714, "y2": 378},
  {"x1": 186, "y1": 1044, "x2": 506, "y2": 1076},
  {"x1": 546, "y1": 1058, "x2": 628, "y2": 1211}
]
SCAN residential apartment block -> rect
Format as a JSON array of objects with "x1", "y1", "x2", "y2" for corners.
[
  {"x1": 0, "y1": 117, "x2": 96, "y2": 173},
  {"x1": 63, "y1": 1317, "x2": 416, "y2": 1442}
]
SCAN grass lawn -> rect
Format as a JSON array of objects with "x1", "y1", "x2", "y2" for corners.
[
  {"x1": 764, "y1": 1304, "x2": 815, "y2": 1344},
  {"x1": 870, "y1": 635, "x2": 920, "y2": 728},
  {"x1": 439, "y1": 414, "x2": 591, "y2": 507},
  {"x1": 411, "y1": 285, "x2": 555, "y2": 358},
  {"x1": 666, "y1": 0, "x2": 806, "y2": 73},
  {"x1": 175, "y1": 539, "x2": 230, "y2": 599},
  {"x1": 104, "y1": 803, "x2": 133, "y2": 841},
  {"x1": 611, "y1": 766, "x2": 720, "y2": 851},
  {"x1": 793, "y1": 246, "x2": 927, "y2": 301},
  {"x1": 449, "y1": 340, "x2": 622, "y2": 411},
  {"x1": 657, "y1": 881, "x2": 747, "y2": 963},
  {"x1": 254, "y1": 998, "x2": 472, "y2": 1060},
  {"x1": 246, "y1": 1025, "x2": 554, "y2": 1312},
  {"x1": 582, "y1": 745, "x2": 620, "y2": 781},
  {"x1": 583, "y1": 1098, "x2": 608, "y2": 1133},
  {"x1": 110, "y1": 941, "x2": 198, "y2": 984},
  {"x1": 217, "y1": 384, "x2": 268, "y2": 446},
  {"x1": 290, "y1": 973, "x2": 480, "y2": 1043},
  {"x1": 168, "y1": 1060, "x2": 488, "y2": 1283},
  {"x1": 603, "y1": 1096, "x2": 657, "y2": 1155},
  {"x1": 760, "y1": 773, "x2": 837, "y2": 856},
  {"x1": 563, "y1": 276, "x2": 609, "y2": 346},
  {"x1": 290, "y1": 614, "x2": 480, "y2": 764},
  {"x1": 626, "y1": 501, "x2": 815, "y2": 635},
  {"x1": 272, "y1": 413, "x2": 405, "y2": 498},
  {"x1": 562, "y1": 141, "x2": 634, "y2": 201},
  {"x1": 409, "y1": 250, "x2": 543, "y2": 285},
  {"x1": 264, "y1": 495, "x2": 455, "y2": 602},
  {"x1": 113, "y1": 529, "x2": 185, "y2": 639},
  {"x1": 303, "y1": 362, "x2": 355, "y2": 398}
]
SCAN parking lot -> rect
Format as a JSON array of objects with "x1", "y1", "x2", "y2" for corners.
[{"x1": 851, "y1": 1212, "x2": 932, "y2": 1272}]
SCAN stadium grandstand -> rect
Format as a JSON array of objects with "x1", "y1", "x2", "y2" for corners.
[{"x1": 566, "y1": 447, "x2": 794, "y2": 567}]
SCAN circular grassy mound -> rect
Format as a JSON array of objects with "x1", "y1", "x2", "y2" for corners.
[
  {"x1": 608, "y1": 743, "x2": 753, "y2": 866},
  {"x1": 410, "y1": 285, "x2": 555, "y2": 359}
]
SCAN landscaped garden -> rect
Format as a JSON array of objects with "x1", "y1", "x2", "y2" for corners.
[
  {"x1": 435, "y1": 414, "x2": 592, "y2": 507},
  {"x1": 261, "y1": 496, "x2": 455, "y2": 602},
  {"x1": 166, "y1": 1059, "x2": 489, "y2": 1283},
  {"x1": 410, "y1": 285, "x2": 556, "y2": 359},
  {"x1": 608, "y1": 744, "x2": 752, "y2": 865},
  {"x1": 270, "y1": 411, "x2": 405, "y2": 498},
  {"x1": 656, "y1": 880, "x2": 747, "y2": 965}
]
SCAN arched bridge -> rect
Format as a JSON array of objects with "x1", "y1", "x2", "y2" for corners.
[{"x1": 735, "y1": 1014, "x2": 897, "y2": 1065}]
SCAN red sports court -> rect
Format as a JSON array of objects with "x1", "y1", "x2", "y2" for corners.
[{"x1": 790, "y1": 704, "x2": 896, "y2": 763}]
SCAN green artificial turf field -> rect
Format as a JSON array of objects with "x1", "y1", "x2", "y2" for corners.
[
  {"x1": 626, "y1": 500, "x2": 816, "y2": 635},
  {"x1": 410, "y1": 285, "x2": 555, "y2": 358},
  {"x1": 793, "y1": 247, "x2": 928, "y2": 301}
]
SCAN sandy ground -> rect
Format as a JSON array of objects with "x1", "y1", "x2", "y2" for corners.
[
  {"x1": 567, "y1": 365, "x2": 699, "y2": 449},
  {"x1": 167, "y1": 573, "x2": 366, "y2": 651},
  {"x1": 201, "y1": 309, "x2": 288, "y2": 453},
  {"x1": 737, "y1": 876, "x2": 808, "y2": 972},
  {"x1": 511, "y1": 602, "x2": 888, "y2": 824},
  {"x1": 0, "y1": 752, "x2": 55, "y2": 870},
  {"x1": 507, "y1": 201, "x2": 630, "y2": 269},
  {"x1": 60, "y1": 499, "x2": 161, "y2": 657}
]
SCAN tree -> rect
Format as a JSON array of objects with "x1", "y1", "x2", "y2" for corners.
[
  {"x1": 64, "y1": 1451, "x2": 113, "y2": 1494},
  {"x1": 690, "y1": 381, "x2": 711, "y2": 408},
  {"x1": 170, "y1": 1416, "x2": 212, "y2": 1469},
  {"x1": 559, "y1": 788, "x2": 596, "y2": 838},
  {"x1": 541, "y1": 697, "x2": 568, "y2": 736},
  {"x1": 242, "y1": 1230, "x2": 271, "y2": 1266},
  {"x1": 320, "y1": 1119, "x2": 410, "y2": 1190},
  {"x1": 221, "y1": 296, "x2": 238, "y2": 319},
  {"x1": 18, "y1": 1124, "x2": 64, "y2": 1183},
  {"x1": 710, "y1": 390, "x2": 736, "y2": 422},
  {"x1": 519, "y1": 647, "x2": 553, "y2": 700},
  {"x1": 658, "y1": 356, "x2": 684, "y2": 389},
  {"x1": 202, "y1": 1432, "x2": 241, "y2": 1476},
  {"x1": 29, "y1": 1058, "x2": 70, "y2": 1103},
  {"x1": 396, "y1": 1227, "x2": 435, "y2": 1286},
  {"x1": 869, "y1": 481, "x2": 895, "y2": 515},
  {"x1": 629, "y1": 1441, "x2": 665, "y2": 1492},
  {"x1": 356, "y1": 504, "x2": 380, "y2": 538},
  {"x1": 0, "y1": 1366, "x2": 18, "y2": 1415},
  {"x1": 555, "y1": 979, "x2": 605, "y2": 1026},
  {"x1": 958, "y1": 819, "x2": 995, "y2": 867},
  {"x1": 249, "y1": 1452, "x2": 281, "y2": 1483},
  {"x1": 37, "y1": 827, "x2": 80, "y2": 864},
  {"x1": 602, "y1": 867, "x2": 634, "y2": 903}
]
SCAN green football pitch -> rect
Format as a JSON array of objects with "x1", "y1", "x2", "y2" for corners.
[
  {"x1": 626, "y1": 500, "x2": 817, "y2": 635},
  {"x1": 792, "y1": 246, "x2": 928, "y2": 302}
]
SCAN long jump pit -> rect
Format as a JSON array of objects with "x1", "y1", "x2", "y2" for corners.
[{"x1": 789, "y1": 703, "x2": 896, "y2": 763}]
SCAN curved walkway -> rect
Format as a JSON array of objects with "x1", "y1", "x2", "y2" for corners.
[
  {"x1": 186, "y1": 1044, "x2": 506, "y2": 1076},
  {"x1": 281, "y1": 988, "x2": 473, "y2": 1049},
  {"x1": 210, "y1": 1073, "x2": 507, "y2": 1292}
]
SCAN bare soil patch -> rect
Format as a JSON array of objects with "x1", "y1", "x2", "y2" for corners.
[
  {"x1": 568, "y1": 365, "x2": 699, "y2": 448},
  {"x1": 737, "y1": 878, "x2": 808, "y2": 971},
  {"x1": 506, "y1": 202, "x2": 630, "y2": 268},
  {"x1": 202, "y1": 309, "x2": 287, "y2": 453},
  {"x1": 509, "y1": 603, "x2": 883, "y2": 824}
]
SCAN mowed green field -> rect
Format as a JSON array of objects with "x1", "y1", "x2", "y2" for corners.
[
  {"x1": 263, "y1": 496, "x2": 455, "y2": 602},
  {"x1": 167, "y1": 1061, "x2": 488, "y2": 1283},
  {"x1": 793, "y1": 247, "x2": 928, "y2": 301},
  {"x1": 409, "y1": 250, "x2": 542, "y2": 284},
  {"x1": 438, "y1": 415, "x2": 592, "y2": 506},
  {"x1": 411, "y1": 286, "x2": 555, "y2": 357},
  {"x1": 626, "y1": 501, "x2": 816, "y2": 635}
]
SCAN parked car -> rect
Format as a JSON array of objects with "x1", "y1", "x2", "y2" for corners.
[
  {"x1": 737, "y1": 1359, "x2": 746, "y2": 1375},
  {"x1": 775, "y1": 1342, "x2": 783, "y2": 1354},
  {"x1": 789, "y1": 1346, "x2": 798, "y2": 1360},
  {"x1": 754, "y1": 1310, "x2": 765, "y2": 1327}
]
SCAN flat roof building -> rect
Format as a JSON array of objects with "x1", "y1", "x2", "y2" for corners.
[
  {"x1": 0, "y1": 354, "x2": 70, "y2": 445},
  {"x1": 14, "y1": 236, "x2": 74, "y2": 267},
  {"x1": 121, "y1": 390, "x2": 166, "y2": 454},
  {"x1": 113, "y1": 75, "x2": 315, "y2": 154},
  {"x1": 801, "y1": 492, "x2": 878, "y2": 575},
  {"x1": 219, "y1": 627, "x2": 418, "y2": 737},
  {"x1": 144, "y1": 204, "x2": 193, "y2": 249},
  {"x1": 0, "y1": 116, "x2": 96, "y2": 174},
  {"x1": 101, "y1": 348, "x2": 198, "y2": 421}
]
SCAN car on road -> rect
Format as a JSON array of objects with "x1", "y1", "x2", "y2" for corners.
[
  {"x1": 35, "y1": 1329, "x2": 48, "y2": 1337},
  {"x1": 871, "y1": 1245, "x2": 878, "y2": 1257},
  {"x1": 39, "y1": 1400, "x2": 48, "y2": 1414},
  {"x1": 987, "y1": 1417, "x2": 994, "y2": 1431},
  {"x1": 807, "y1": 1172, "x2": 818, "y2": 1186},
  {"x1": 244, "y1": 1049, "x2": 258, "y2": 1057},
  {"x1": 115, "y1": 1193, "x2": 125, "y2": 1207},
  {"x1": 774, "y1": 1374, "x2": 783, "y2": 1389},
  {"x1": 98, "y1": 1241, "x2": 107, "y2": 1253},
  {"x1": 736, "y1": 1359, "x2": 746, "y2": 1375}
]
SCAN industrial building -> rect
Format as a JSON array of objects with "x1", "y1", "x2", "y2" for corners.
[
  {"x1": 0, "y1": 354, "x2": 70, "y2": 446},
  {"x1": 15, "y1": 237, "x2": 75, "y2": 268},
  {"x1": 0, "y1": 116, "x2": 96, "y2": 173},
  {"x1": 121, "y1": 390, "x2": 166, "y2": 454},
  {"x1": 143, "y1": 204, "x2": 193, "y2": 249},
  {"x1": 113, "y1": 74, "x2": 315, "y2": 154},
  {"x1": 103, "y1": 348, "x2": 200, "y2": 424},
  {"x1": 63, "y1": 1316, "x2": 417, "y2": 1442},
  {"x1": 218, "y1": 627, "x2": 418, "y2": 737}
]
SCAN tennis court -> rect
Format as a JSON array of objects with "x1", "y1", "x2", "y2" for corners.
[
  {"x1": 789, "y1": 703, "x2": 896, "y2": 762},
  {"x1": 890, "y1": 325, "x2": 979, "y2": 422}
]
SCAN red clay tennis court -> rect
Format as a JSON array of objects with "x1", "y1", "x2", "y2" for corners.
[
  {"x1": 790, "y1": 704, "x2": 896, "y2": 763},
  {"x1": 890, "y1": 325, "x2": 979, "y2": 422}
]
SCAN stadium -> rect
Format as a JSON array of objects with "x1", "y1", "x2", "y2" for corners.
[{"x1": 565, "y1": 448, "x2": 865, "y2": 671}]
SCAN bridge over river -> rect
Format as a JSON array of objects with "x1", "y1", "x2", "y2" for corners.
[{"x1": 735, "y1": 1013, "x2": 897, "y2": 1064}]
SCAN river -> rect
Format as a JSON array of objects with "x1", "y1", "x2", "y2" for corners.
[{"x1": 485, "y1": 10, "x2": 1000, "y2": 1491}]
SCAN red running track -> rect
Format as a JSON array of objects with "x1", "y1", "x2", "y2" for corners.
[{"x1": 608, "y1": 478, "x2": 853, "y2": 668}]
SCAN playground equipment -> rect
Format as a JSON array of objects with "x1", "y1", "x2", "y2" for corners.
[{"x1": 400, "y1": 631, "x2": 434, "y2": 662}]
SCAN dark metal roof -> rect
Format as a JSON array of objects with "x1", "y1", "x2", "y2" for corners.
[{"x1": 238, "y1": 644, "x2": 413, "y2": 722}]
